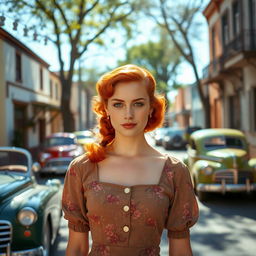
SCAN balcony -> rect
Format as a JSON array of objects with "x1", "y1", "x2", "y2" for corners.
[{"x1": 202, "y1": 29, "x2": 256, "y2": 81}]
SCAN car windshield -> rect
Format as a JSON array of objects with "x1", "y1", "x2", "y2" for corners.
[
  {"x1": 45, "y1": 137, "x2": 75, "y2": 147},
  {"x1": 156, "y1": 128, "x2": 167, "y2": 135},
  {"x1": 203, "y1": 136, "x2": 245, "y2": 150},
  {"x1": 76, "y1": 133, "x2": 92, "y2": 140},
  {"x1": 0, "y1": 151, "x2": 28, "y2": 173},
  {"x1": 166, "y1": 128, "x2": 184, "y2": 136}
]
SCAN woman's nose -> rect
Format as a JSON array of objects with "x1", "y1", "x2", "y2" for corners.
[{"x1": 125, "y1": 106, "x2": 134, "y2": 120}]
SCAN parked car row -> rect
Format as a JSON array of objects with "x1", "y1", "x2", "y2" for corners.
[
  {"x1": 152, "y1": 126, "x2": 190, "y2": 150},
  {"x1": 38, "y1": 130, "x2": 96, "y2": 176},
  {"x1": 0, "y1": 147, "x2": 62, "y2": 255}
]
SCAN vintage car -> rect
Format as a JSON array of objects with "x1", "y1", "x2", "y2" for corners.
[
  {"x1": 74, "y1": 130, "x2": 95, "y2": 147},
  {"x1": 0, "y1": 147, "x2": 62, "y2": 256},
  {"x1": 184, "y1": 128, "x2": 256, "y2": 201},
  {"x1": 162, "y1": 127, "x2": 187, "y2": 150},
  {"x1": 38, "y1": 132, "x2": 84, "y2": 175}
]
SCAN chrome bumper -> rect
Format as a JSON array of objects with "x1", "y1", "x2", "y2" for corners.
[
  {"x1": 197, "y1": 182, "x2": 256, "y2": 193},
  {"x1": 0, "y1": 246, "x2": 44, "y2": 256}
]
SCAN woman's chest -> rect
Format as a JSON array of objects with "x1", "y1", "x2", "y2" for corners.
[
  {"x1": 97, "y1": 157, "x2": 167, "y2": 186},
  {"x1": 85, "y1": 183, "x2": 170, "y2": 219}
]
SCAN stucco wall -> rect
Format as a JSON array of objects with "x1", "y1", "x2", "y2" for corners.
[{"x1": 0, "y1": 39, "x2": 7, "y2": 146}]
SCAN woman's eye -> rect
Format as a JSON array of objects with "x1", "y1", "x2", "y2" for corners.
[
  {"x1": 134, "y1": 102, "x2": 144, "y2": 107},
  {"x1": 113, "y1": 102, "x2": 123, "y2": 108}
]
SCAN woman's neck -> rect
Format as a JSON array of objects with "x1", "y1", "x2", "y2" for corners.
[{"x1": 107, "y1": 134, "x2": 152, "y2": 157}]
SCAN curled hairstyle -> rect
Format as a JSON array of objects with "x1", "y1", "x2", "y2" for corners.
[{"x1": 86, "y1": 64, "x2": 166, "y2": 162}]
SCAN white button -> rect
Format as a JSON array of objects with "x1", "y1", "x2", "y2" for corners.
[
  {"x1": 123, "y1": 205, "x2": 130, "y2": 212},
  {"x1": 123, "y1": 226, "x2": 129, "y2": 232},
  {"x1": 124, "y1": 188, "x2": 130, "y2": 194}
]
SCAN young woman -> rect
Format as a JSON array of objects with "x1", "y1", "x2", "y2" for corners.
[{"x1": 62, "y1": 64, "x2": 199, "y2": 256}]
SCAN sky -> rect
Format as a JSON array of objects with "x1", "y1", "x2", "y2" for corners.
[{"x1": 1, "y1": 0, "x2": 210, "y2": 101}]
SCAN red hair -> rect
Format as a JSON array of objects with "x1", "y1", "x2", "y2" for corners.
[{"x1": 86, "y1": 64, "x2": 166, "y2": 162}]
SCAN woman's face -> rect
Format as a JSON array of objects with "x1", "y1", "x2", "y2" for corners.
[{"x1": 106, "y1": 81, "x2": 152, "y2": 138}]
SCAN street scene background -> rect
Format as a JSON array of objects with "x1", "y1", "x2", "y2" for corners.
[{"x1": 1, "y1": 0, "x2": 256, "y2": 255}]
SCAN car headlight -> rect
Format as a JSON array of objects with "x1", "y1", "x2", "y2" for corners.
[
  {"x1": 40, "y1": 153, "x2": 51, "y2": 162},
  {"x1": 201, "y1": 166, "x2": 214, "y2": 175},
  {"x1": 17, "y1": 207, "x2": 38, "y2": 226}
]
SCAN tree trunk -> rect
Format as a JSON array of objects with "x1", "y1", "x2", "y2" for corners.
[{"x1": 60, "y1": 79, "x2": 75, "y2": 132}]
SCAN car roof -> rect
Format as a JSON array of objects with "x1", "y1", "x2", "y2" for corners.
[
  {"x1": 46, "y1": 132, "x2": 75, "y2": 139},
  {"x1": 74, "y1": 130, "x2": 92, "y2": 135},
  {"x1": 190, "y1": 128, "x2": 245, "y2": 140}
]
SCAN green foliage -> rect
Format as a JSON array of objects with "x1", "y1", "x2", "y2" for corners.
[{"x1": 119, "y1": 28, "x2": 182, "y2": 95}]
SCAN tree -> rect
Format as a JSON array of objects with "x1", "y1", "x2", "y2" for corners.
[
  {"x1": 5, "y1": 0, "x2": 136, "y2": 131},
  {"x1": 145, "y1": 0, "x2": 211, "y2": 127},
  {"x1": 119, "y1": 29, "x2": 182, "y2": 108}
]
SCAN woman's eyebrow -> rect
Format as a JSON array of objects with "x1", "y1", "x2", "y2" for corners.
[{"x1": 111, "y1": 98, "x2": 146, "y2": 102}]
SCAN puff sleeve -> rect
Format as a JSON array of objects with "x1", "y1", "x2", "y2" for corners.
[
  {"x1": 165, "y1": 162, "x2": 199, "y2": 239},
  {"x1": 62, "y1": 160, "x2": 90, "y2": 232}
]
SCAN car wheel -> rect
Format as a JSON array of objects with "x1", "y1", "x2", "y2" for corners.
[{"x1": 43, "y1": 221, "x2": 52, "y2": 256}]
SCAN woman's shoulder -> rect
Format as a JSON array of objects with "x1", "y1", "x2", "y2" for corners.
[
  {"x1": 68, "y1": 153, "x2": 96, "y2": 179},
  {"x1": 165, "y1": 155, "x2": 189, "y2": 175}
]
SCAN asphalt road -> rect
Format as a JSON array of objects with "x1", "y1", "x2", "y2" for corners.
[{"x1": 38, "y1": 136, "x2": 256, "y2": 256}]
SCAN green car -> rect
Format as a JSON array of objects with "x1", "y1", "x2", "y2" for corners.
[
  {"x1": 184, "y1": 129, "x2": 256, "y2": 201},
  {"x1": 0, "y1": 147, "x2": 62, "y2": 255}
]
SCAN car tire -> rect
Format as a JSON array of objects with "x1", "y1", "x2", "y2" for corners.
[{"x1": 43, "y1": 221, "x2": 52, "y2": 256}]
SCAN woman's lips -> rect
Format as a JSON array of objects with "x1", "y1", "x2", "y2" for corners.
[{"x1": 121, "y1": 123, "x2": 137, "y2": 129}]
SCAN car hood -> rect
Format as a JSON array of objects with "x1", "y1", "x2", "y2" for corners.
[
  {"x1": 0, "y1": 174, "x2": 31, "y2": 204},
  {"x1": 45, "y1": 144, "x2": 77, "y2": 152},
  {"x1": 206, "y1": 148, "x2": 248, "y2": 167}
]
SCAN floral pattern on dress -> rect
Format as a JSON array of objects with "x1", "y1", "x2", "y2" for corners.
[
  {"x1": 130, "y1": 199, "x2": 142, "y2": 220},
  {"x1": 106, "y1": 194, "x2": 120, "y2": 204},
  {"x1": 182, "y1": 202, "x2": 192, "y2": 221},
  {"x1": 68, "y1": 166, "x2": 77, "y2": 176},
  {"x1": 88, "y1": 214, "x2": 101, "y2": 224},
  {"x1": 146, "y1": 186, "x2": 164, "y2": 199},
  {"x1": 139, "y1": 246, "x2": 158, "y2": 256},
  {"x1": 88, "y1": 181, "x2": 103, "y2": 192},
  {"x1": 104, "y1": 224, "x2": 127, "y2": 244},
  {"x1": 63, "y1": 199, "x2": 80, "y2": 212},
  {"x1": 164, "y1": 163, "x2": 174, "y2": 182},
  {"x1": 92, "y1": 244, "x2": 110, "y2": 256},
  {"x1": 146, "y1": 217, "x2": 156, "y2": 227}
]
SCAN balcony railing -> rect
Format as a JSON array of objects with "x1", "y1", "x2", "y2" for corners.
[{"x1": 202, "y1": 29, "x2": 256, "y2": 80}]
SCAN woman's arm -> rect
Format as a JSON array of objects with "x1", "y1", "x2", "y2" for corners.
[
  {"x1": 169, "y1": 237, "x2": 193, "y2": 256},
  {"x1": 66, "y1": 229, "x2": 89, "y2": 256}
]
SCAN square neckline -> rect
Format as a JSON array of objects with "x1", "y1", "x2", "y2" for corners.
[{"x1": 95, "y1": 155, "x2": 170, "y2": 188}]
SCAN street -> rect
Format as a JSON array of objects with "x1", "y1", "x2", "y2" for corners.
[{"x1": 37, "y1": 136, "x2": 256, "y2": 256}]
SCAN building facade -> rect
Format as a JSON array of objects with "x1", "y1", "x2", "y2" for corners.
[
  {"x1": 202, "y1": 0, "x2": 256, "y2": 148},
  {"x1": 0, "y1": 28, "x2": 63, "y2": 148}
]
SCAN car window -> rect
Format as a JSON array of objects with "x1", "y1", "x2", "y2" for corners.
[
  {"x1": 204, "y1": 136, "x2": 244, "y2": 150},
  {"x1": 45, "y1": 137, "x2": 75, "y2": 147},
  {"x1": 0, "y1": 151, "x2": 28, "y2": 172},
  {"x1": 77, "y1": 134, "x2": 92, "y2": 139}
]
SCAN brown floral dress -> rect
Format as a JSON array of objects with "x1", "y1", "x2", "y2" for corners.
[{"x1": 62, "y1": 155, "x2": 199, "y2": 256}]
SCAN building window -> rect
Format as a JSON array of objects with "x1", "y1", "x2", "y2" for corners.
[
  {"x1": 251, "y1": 87, "x2": 256, "y2": 131},
  {"x1": 55, "y1": 83, "x2": 59, "y2": 99},
  {"x1": 222, "y1": 11, "x2": 229, "y2": 46},
  {"x1": 232, "y1": 1, "x2": 241, "y2": 36},
  {"x1": 49, "y1": 79, "x2": 53, "y2": 98},
  {"x1": 15, "y1": 52, "x2": 22, "y2": 82},
  {"x1": 249, "y1": 0, "x2": 256, "y2": 30},
  {"x1": 229, "y1": 95, "x2": 240, "y2": 129},
  {"x1": 211, "y1": 27, "x2": 216, "y2": 58},
  {"x1": 40, "y1": 67, "x2": 43, "y2": 91}
]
